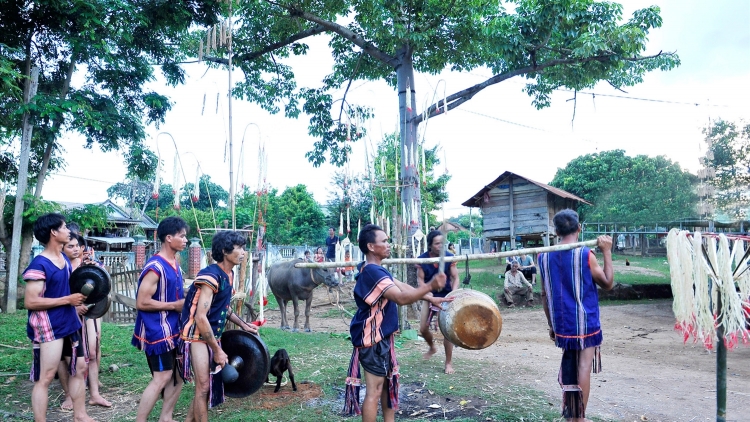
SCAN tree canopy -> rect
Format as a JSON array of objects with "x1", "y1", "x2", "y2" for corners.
[
  {"x1": 549, "y1": 149, "x2": 698, "y2": 224},
  {"x1": 200, "y1": 0, "x2": 679, "y2": 241},
  {"x1": 702, "y1": 119, "x2": 750, "y2": 219},
  {"x1": 0, "y1": 0, "x2": 222, "y2": 282}
]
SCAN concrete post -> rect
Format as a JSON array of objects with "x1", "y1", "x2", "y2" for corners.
[{"x1": 189, "y1": 237, "x2": 202, "y2": 278}]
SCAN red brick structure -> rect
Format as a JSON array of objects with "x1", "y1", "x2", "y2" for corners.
[
  {"x1": 134, "y1": 236, "x2": 146, "y2": 270},
  {"x1": 189, "y1": 237, "x2": 202, "y2": 278}
]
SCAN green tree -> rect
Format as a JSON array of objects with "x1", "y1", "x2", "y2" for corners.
[
  {"x1": 326, "y1": 132, "x2": 450, "y2": 236},
  {"x1": 325, "y1": 173, "x2": 373, "y2": 239},
  {"x1": 208, "y1": 0, "x2": 678, "y2": 239},
  {"x1": 265, "y1": 185, "x2": 326, "y2": 245},
  {"x1": 449, "y1": 213, "x2": 483, "y2": 235},
  {"x1": 0, "y1": 1, "x2": 222, "y2": 293},
  {"x1": 181, "y1": 174, "x2": 229, "y2": 212},
  {"x1": 549, "y1": 150, "x2": 698, "y2": 224},
  {"x1": 152, "y1": 207, "x2": 219, "y2": 247},
  {"x1": 64, "y1": 204, "x2": 110, "y2": 233},
  {"x1": 703, "y1": 119, "x2": 750, "y2": 219}
]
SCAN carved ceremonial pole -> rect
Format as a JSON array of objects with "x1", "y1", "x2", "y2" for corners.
[
  {"x1": 227, "y1": 0, "x2": 236, "y2": 230},
  {"x1": 296, "y1": 239, "x2": 599, "y2": 269}
]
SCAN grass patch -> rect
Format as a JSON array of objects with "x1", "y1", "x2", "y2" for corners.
[
  {"x1": 0, "y1": 310, "x2": 571, "y2": 421},
  {"x1": 468, "y1": 258, "x2": 501, "y2": 269},
  {"x1": 613, "y1": 273, "x2": 669, "y2": 285}
]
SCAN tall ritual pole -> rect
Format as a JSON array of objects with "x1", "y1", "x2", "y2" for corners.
[
  {"x1": 227, "y1": 0, "x2": 236, "y2": 230},
  {"x1": 715, "y1": 287, "x2": 726, "y2": 422}
]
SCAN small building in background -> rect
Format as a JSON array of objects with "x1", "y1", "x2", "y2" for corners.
[
  {"x1": 436, "y1": 220, "x2": 469, "y2": 235},
  {"x1": 461, "y1": 171, "x2": 591, "y2": 249}
]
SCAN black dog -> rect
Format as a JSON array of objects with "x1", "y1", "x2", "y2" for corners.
[{"x1": 266, "y1": 349, "x2": 297, "y2": 392}]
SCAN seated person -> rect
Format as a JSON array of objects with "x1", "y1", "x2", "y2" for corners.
[
  {"x1": 517, "y1": 252, "x2": 537, "y2": 285},
  {"x1": 503, "y1": 262, "x2": 533, "y2": 307},
  {"x1": 303, "y1": 250, "x2": 312, "y2": 262},
  {"x1": 313, "y1": 247, "x2": 325, "y2": 263}
]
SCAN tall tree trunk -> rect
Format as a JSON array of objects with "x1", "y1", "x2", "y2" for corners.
[
  {"x1": 4, "y1": 34, "x2": 37, "y2": 312},
  {"x1": 34, "y1": 54, "x2": 75, "y2": 198},
  {"x1": 12, "y1": 55, "x2": 80, "y2": 295},
  {"x1": 396, "y1": 45, "x2": 421, "y2": 288}
]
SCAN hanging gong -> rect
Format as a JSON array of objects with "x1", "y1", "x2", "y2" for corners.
[
  {"x1": 220, "y1": 330, "x2": 270, "y2": 398},
  {"x1": 438, "y1": 289, "x2": 503, "y2": 350},
  {"x1": 70, "y1": 264, "x2": 111, "y2": 305},
  {"x1": 85, "y1": 296, "x2": 111, "y2": 320}
]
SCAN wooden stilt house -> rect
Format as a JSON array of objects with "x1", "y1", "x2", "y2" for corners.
[{"x1": 461, "y1": 171, "x2": 591, "y2": 248}]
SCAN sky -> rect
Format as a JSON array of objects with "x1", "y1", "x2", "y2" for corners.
[{"x1": 37, "y1": 0, "x2": 750, "y2": 219}]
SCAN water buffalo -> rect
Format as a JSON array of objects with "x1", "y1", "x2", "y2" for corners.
[{"x1": 267, "y1": 259, "x2": 339, "y2": 332}]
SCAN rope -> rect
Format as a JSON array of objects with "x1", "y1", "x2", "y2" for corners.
[
  {"x1": 264, "y1": 374, "x2": 288, "y2": 387},
  {"x1": 327, "y1": 284, "x2": 354, "y2": 326}
]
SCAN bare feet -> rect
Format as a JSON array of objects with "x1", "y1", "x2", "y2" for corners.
[
  {"x1": 422, "y1": 346, "x2": 437, "y2": 360},
  {"x1": 61, "y1": 396, "x2": 73, "y2": 411},
  {"x1": 444, "y1": 362, "x2": 455, "y2": 374},
  {"x1": 89, "y1": 396, "x2": 112, "y2": 407},
  {"x1": 74, "y1": 415, "x2": 97, "y2": 422}
]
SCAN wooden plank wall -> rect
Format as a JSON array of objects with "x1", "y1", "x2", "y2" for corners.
[{"x1": 482, "y1": 176, "x2": 551, "y2": 238}]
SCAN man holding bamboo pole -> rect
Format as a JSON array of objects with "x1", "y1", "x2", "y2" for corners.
[
  {"x1": 344, "y1": 224, "x2": 447, "y2": 422},
  {"x1": 539, "y1": 209, "x2": 614, "y2": 421}
]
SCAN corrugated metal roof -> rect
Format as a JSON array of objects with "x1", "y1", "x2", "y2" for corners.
[{"x1": 461, "y1": 171, "x2": 592, "y2": 207}]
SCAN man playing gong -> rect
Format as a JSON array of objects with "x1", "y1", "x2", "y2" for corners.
[
  {"x1": 344, "y1": 224, "x2": 446, "y2": 422},
  {"x1": 417, "y1": 230, "x2": 459, "y2": 374},
  {"x1": 23, "y1": 213, "x2": 91, "y2": 422},
  {"x1": 539, "y1": 209, "x2": 614, "y2": 421},
  {"x1": 132, "y1": 216, "x2": 188, "y2": 422},
  {"x1": 179, "y1": 230, "x2": 259, "y2": 422}
]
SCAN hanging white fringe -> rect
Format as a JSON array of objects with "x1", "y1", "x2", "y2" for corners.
[
  {"x1": 667, "y1": 229, "x2": 749, "y2": 350},
  {"x1": 716, "y1": 236, "x2": 748, "y2": 348},
  {"x1": 172, "y1": 154, "x2": 181, "y2": 209},
  {"x1": 691, "y1": 232, "x2": 714, "y2": 347},
  {"x1": 152, "y1": 156, "x2": 161, "y2": 199},
  {"x1": 192, "y1": 167, "x2": 200, "y2": 203}
]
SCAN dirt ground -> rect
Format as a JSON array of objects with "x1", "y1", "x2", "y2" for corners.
[
  {"x1": 269, "y1": 293, "x2": 750, "y2": 422},
  {"x1": 22, "y1": 290, "x2": 750, "y2": 421}
]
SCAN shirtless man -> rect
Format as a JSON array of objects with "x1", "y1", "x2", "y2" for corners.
[
  {"x1": 179, "y1": 231, "x2": 259, "y2": 421},
  {"x1": 417, "y1": 230, "x2": 459, "y2": 374},
  {"x1": 132, "y1": 217, "x2": 188, "y2": 422},
  {"x1": 23, "y1": 213, "x2": 92, "y2": 422}
]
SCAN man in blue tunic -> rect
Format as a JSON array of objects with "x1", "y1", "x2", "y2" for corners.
[
  {"x1": 417, "y1": 230, "x2": 459, "y2": 374},
  {"x1": 179, "y1": 230, "x2": 259, "y2": 421},
  {"x1": 132, "y1": 216, "x2": 188, "y2": 422},
  {"x1": 539, "y1": 210, "x2": 614, "y2": 421},
  {"x1": 344, "y1": 224, "x2": 447, "y2": 422},
  {"x1": 23, "y1": 213, "x2": 90, "y2": 422}
]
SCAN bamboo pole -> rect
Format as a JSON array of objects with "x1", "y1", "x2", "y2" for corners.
[
  {"x1": 715, "y1": 286, "x2": 727, "y2": 422},
  {"x1": 294, "y1": 239, "x2": 599, "y2": 268}
]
